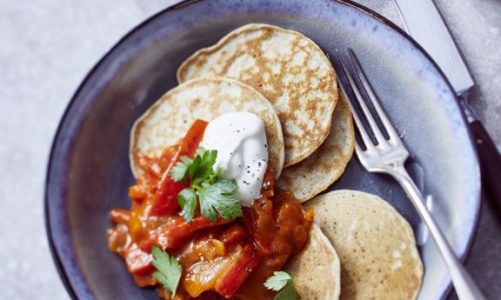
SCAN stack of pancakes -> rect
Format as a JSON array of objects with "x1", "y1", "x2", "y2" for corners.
[{"x1": 131, "y1": 24, "x2": 423, "y2": 300}]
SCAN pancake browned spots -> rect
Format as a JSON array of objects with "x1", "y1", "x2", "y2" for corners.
[
  {"x1": 177, "y1": 23, "x2": 338, "y2": 167},
  {"x1": 130, "y1": 77, "x2": 284, "y2": 179},
  {"x1": 278, "y1": 95, "x2": 355, "y2": 201}
]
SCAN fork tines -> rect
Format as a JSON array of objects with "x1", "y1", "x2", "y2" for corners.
[{"x1": 334, "y1": 49, "x2": 403, "y2": 152}]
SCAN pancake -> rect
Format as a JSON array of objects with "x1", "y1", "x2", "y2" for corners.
[
  {"x1": 278, "y1": 94, "x2": 354, "y2": 202},
  {"x1": 305, "y1": 190, "x2": 423, "y2": 300},
  {"x1": 177, "y1": 23, "x2": 338, "y2": 167},
  {"x1": 286, "y1": 223, "x2": 341, "y2": 300},
  {"x1": 130, "y1": 77, "x2": 284, "y2": 179}
]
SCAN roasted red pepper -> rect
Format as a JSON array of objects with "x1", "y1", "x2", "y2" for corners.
[
  {"x1": 107, "y1": 121, "x2": 314, "y2": 299},
  {"x1": 242, "y1": 167, "x2": 276, "y2": 255},
  {"x1": 139, "y1": 216, "x2": 230, "y2": 252},
  {"x1": 150, "y1": 119, "x2": 208, "y2": 216},
  {"x1": 125, "y1": 243, "x2": 154, "y2": 276},
  {"x1": 242, "y1": 202, "x2": 273, "y2": 256},
  {"x1": 220, "y1": 224, "x2": 248, "y2": 249},
  {"x1": 149, "y1": 180, "x2": 189, "y2": 216},
  {"x1": 215, "y1": 244, "x2": 261, "y2": 298},
  {"x1": 160, "y1": 216, "x2": 231, "y2": 250}
]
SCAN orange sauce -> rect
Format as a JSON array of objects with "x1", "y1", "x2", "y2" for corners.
[{"x1": 107, "y1": 144, "x2": 313, "y2": 299}]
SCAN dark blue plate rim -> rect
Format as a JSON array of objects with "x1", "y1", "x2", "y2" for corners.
[{"x1": 44, "y1": 0, "x2": 481, "y2": 298}]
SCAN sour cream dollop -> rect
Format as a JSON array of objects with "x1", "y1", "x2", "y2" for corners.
[{"x1": 201, "y1": 112, "x2": 269, "y2": 207}]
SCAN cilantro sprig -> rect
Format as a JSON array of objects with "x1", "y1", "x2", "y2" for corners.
[
  {"x1": 169, "y1": 148, "x2": 242, "y2": 222},
  {"x1": 264, "y1": 271, "x2": 299, "y2": 300},
  {"x1": 151, "y1": 246, "x2": 182, "y2": 299}
]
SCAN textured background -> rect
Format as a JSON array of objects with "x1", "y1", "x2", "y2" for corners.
[{"x1": 0, "y1": 0, "x2": 499, "y2": 299}]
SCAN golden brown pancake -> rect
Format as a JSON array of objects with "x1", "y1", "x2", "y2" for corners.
[
  {"x1": 286, "y1": 223, "x2": 341, "y2": 300},
  {"x1": 130, "y1": 77, "x2": 284, "y2": 179},
  {"x1": 278, "y1": 94, "x2": 354, "y2": 202},
  {"x1": 177, "y1": 23, "x2": 338, "y2": 167},
  {"x1": 305, "y1": 190, "x2": 423, "y2": 300}
]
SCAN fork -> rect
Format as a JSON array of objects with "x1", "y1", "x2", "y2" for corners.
[{"x1": 335, "y1": 49, "x2": 486, "y2": 300}]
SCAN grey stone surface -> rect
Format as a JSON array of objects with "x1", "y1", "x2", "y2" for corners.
[
  {"x1": 0, "y1": 0, "x2": 148, "y2": 298},
  {"x1": 434, "y1": 0, "x2": 501, "y2": 151},
  {"x1": 0, "y1": 0, "x2": 499, "y2": 299}
]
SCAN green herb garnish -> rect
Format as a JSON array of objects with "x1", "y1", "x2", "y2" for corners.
[
  {"x1": 199, "y1": 179, "x2": 240, "y2": 221},
  {"x1": 170, "y1": 148, "x2": 242, "y2": 222},
  {"x1": 169, "y1": 156, "x2": 193, "y2": 182},
  {"x1": 151, "y1": 246, "x2": 182, "y2": 299},
  {"x1": 264, "y1": 271, "x2": 299, "y2": 300},
  {"x1": 177, "y1": 187, "x2": 197, "y2": 222}
]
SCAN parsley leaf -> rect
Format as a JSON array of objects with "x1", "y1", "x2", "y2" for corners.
[
  {"x1": 264, "y1": 271, "x2": 292, "y2": 291},
  {"x1": 274, "y1": 281, "x2": 299, "y2": 300},
  {"x1": 170, "y1": 156, "x2": 193, "y2": 182},
  {"x1": 264, "y1": 271, "x2": 298, "y2": 300},
  {"x1": 199, "y1": 180, "x2": 241, "y2": 221},
  {"x1": 151, "y1": 246, "x2": 182, "y2": 299},
  {"x1": 168, "y1": 147, "x2": 242, "y2": 222},
  {"x1": 177, "y1": 188, "x2": 197, "y2": 222},
  {"x1": 187, "y1": 148, "x2": 217, "y2": 182},
  {"x1": 169, "y1": 148, "x2": 217, "y2": 184}
]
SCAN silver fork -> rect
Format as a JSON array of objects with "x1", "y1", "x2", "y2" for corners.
[{"x1": 335, "y1": 49, "x2": 486, "y2": 300}]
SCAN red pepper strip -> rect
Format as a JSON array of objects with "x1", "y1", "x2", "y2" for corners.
[
  {"x1": 149, "y1": 180, "x2": 189, "y2": 216},
  {"x1": 150, "y1": 119, "x2": 208, "y2": 216},
  {"x1": 139, "y1": 216, "x2": 230, "y2": 252},
  {"x1": 125, "y1": 243, "x2": 154, "y2": 276},
  {"x1": 127, "y1": 218, "x2": 226, "y2": 275},
  {"x1": 215, "y1": 244, "x2": 261, "y2": 298},
  {"x1": 242, "y1": 208, "x2": 272, "y2": 255},
  {"x1": 162, "y1": 216, "x2": 231, "y2": 250},
  {"x1": 220, "y1": 224, "x2": 248, "y2": 249},
  {"x1": 109, "y1": 208, "x2": 131, "y2": 225}
]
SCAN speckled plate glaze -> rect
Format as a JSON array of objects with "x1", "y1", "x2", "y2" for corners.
[{"x1": 45, "y1": 0, "x2": 480, "y2": 299}]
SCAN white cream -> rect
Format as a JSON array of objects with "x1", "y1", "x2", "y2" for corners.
[{"x1": 201, "y1": 112, "x2": 268, "y2": 207}]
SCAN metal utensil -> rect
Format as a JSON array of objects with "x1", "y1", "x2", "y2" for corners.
[
  {"x1": 393, "y1": 0, "x2": 501, "y2": 215},
  {"x1": 334, "y1": 49, "x2": 487, "y2": 300}
]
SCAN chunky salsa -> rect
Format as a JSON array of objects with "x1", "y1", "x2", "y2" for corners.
[{"x1": 107, "y1": 120, "x2": 313, "y2": 299}]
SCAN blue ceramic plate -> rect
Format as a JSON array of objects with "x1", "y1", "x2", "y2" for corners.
[{"x1": 45, "y1": 0, "x2": 480, "y2": 299}]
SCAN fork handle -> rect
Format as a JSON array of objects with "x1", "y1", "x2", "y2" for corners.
[{"x1": 392, "y1": 167, "x2": 486, "y2": 300}]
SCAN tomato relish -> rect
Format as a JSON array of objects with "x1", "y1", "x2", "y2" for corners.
[{"x1": 107, "y1": 120, "x2": 313, "y2": 299}]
